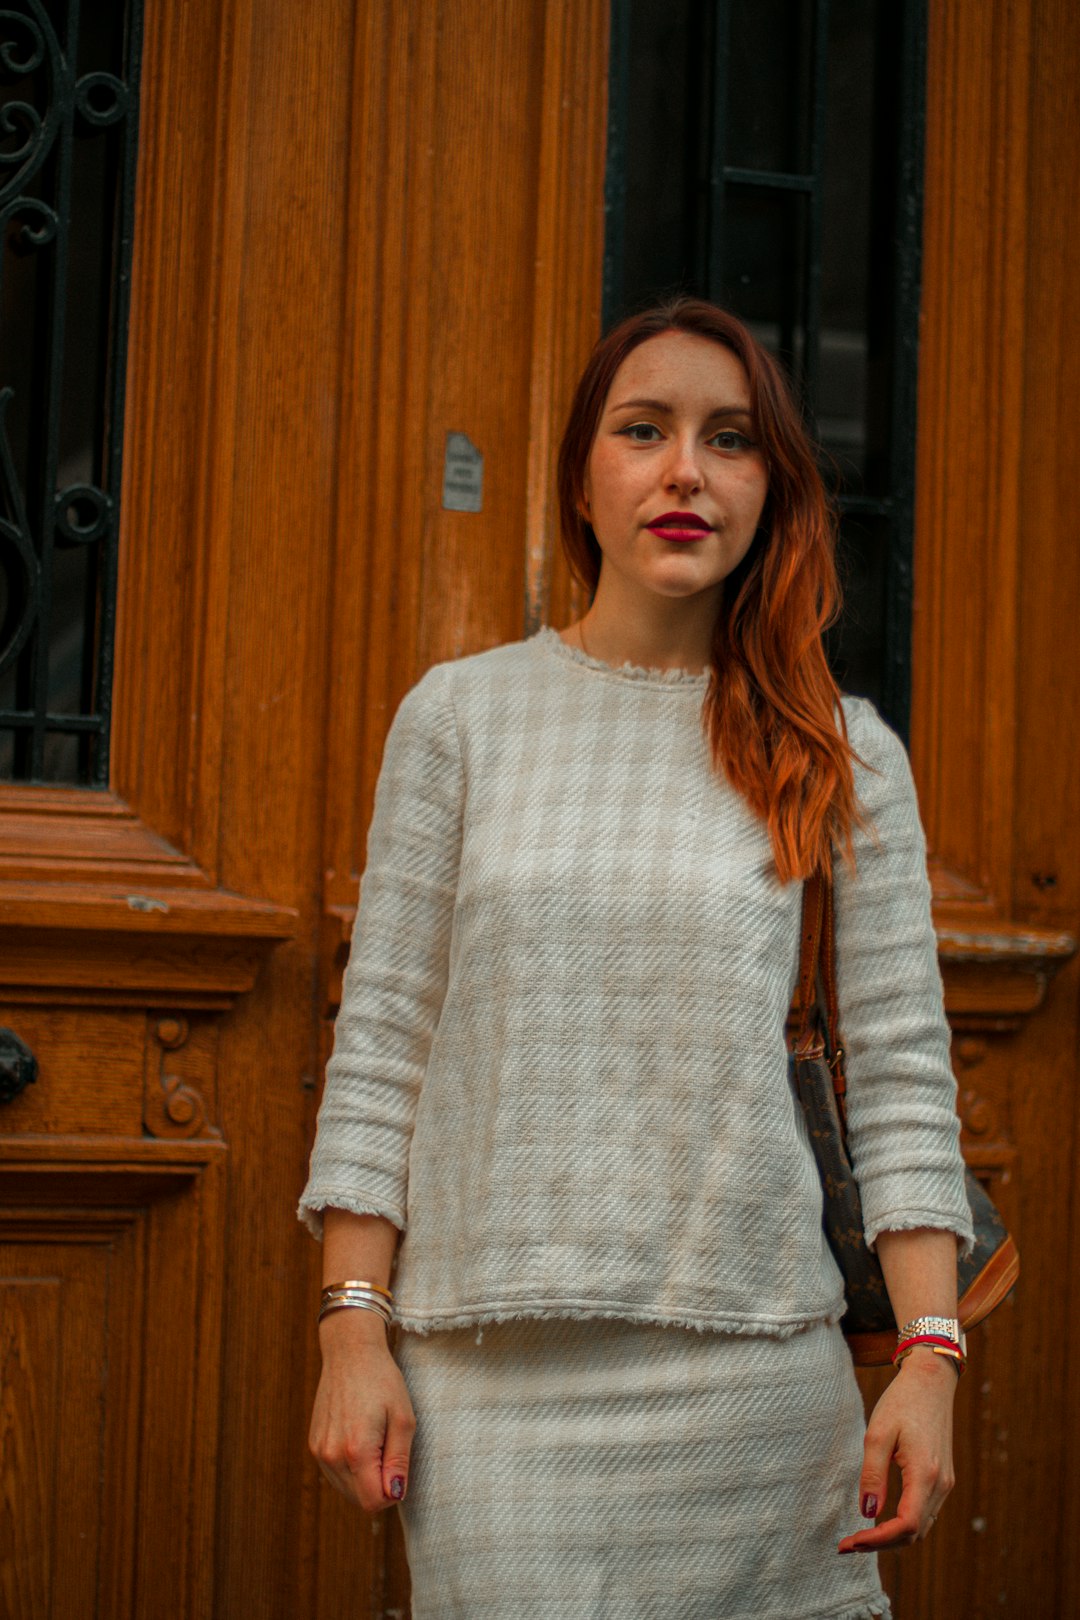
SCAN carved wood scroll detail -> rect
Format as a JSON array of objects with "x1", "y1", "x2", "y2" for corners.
[
  {"x1": 954, "y1": 1033, "x2": 1018, "y2": 1185},
  {"x1": 143, "y1": 1015, "x2": 221, "y2": 1141}
]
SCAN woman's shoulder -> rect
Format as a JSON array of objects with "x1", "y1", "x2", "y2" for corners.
[
  {"x1": 387, "y1": 637, "x2": 541, "y2": 746},
  {"x1": 840, "y1": 694, "x2": 920, "y2": 823},
  {"x1": 403, "y1": 634, "x2": 543, "y2": 707},
  {"x1": 840, "y1": 693, "x2": 908, "y2": 767}
]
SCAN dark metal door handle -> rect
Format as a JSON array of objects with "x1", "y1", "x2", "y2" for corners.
[{"x1": 0, "y1": 1028, "x2": 38, "y2": 1104}]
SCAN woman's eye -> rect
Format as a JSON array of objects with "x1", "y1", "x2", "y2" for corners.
[
  {"x1": 711, "y1": 429, "x2": 754, "y2": 451},
  {"x1": 618, "y1": 422, "x2": 662, "y2": 443}
]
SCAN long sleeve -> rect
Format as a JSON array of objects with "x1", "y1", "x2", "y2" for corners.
[
  {"x1": 299, "y1": 662, "x2": 465, "y2": 1237},
  {"x1": 834, "y1": 700, "x2": 975, "y2": 1257}
]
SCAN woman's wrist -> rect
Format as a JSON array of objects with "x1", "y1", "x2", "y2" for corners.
[
  {"x1": 895, "y1": 1342, "x2": 961, "y2": 1384},
  {"x1": 318, "y1": 1305, "x2": 391, "y2": 1353}
]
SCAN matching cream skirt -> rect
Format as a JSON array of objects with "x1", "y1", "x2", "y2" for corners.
[{"x1": 395, "y1": 1316, "x2": 890, "y2": 1620}]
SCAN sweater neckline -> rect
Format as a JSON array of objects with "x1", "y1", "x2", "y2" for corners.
[{"x1": 533, "y1": 625, "x2": 711, "y2": 690}]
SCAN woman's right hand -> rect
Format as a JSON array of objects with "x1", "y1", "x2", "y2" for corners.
[{"x1": 309, "y1": 1308, "x2": 416, "y2": 1511}]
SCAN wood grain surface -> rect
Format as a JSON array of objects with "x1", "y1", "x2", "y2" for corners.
[
  {"x1": 0, "y1": 0, "x2": 1076, "y2": 1615},
  {"x1": 868, "y1": 0, "x2": 1080, "y2": 1615}
]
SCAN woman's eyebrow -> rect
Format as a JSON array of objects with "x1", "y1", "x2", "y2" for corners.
[{"x1": 609, "y1": 397, "x2": 752, "y2": 421}]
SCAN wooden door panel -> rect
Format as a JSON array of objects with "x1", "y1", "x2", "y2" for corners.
[
  {"x1": 0, "y1": 1155, "x2": 226, "y2": 1620},
  {"x1": 8, "y1": 0, "x2": 1076, "y2": 1614},
  {"x1": 882, "y1": 0, "x2": 1080, "y2": 1613},
  {"x1": 0, "y1": 1008, "x2": 143, "y2": 1137},
  {"x1": 1, "y1": 1218, "x2": 140, "y2": 1620}
]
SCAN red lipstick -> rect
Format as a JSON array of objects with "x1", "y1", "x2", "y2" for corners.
[{"x1": 646, "y1": 511, "x2": 713, "y2": 543}]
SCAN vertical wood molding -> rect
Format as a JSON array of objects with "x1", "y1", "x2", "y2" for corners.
[
  {"x1": 523, "y1": 0, "x2": 609, "y2": 635},
  {"x1": 912, "y1": 0, "x2": 1033, "y2": 911},
  {"x1": 113, "y1": 0, "x2": 254, "y2": 874},
  {"x1": 895, "y1": 2, "x2": 1080, "y2": 1614},
  {"x1": 322, "y1": 0, "x2": 609, "y2": 938},
  {"x1": 320, "y1": 0, "x2": 434, "y2": 923}
]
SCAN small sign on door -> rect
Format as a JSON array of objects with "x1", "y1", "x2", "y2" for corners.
[{"x1": 442, "y1": 432, "x2": 484, "y2": 512}]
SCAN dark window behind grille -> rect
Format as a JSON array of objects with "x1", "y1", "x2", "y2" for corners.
[
  {"x1": 604, "y1": 0, "x2": 925, "y2": 737},
  {"x1": 0, "y1": 0, "x2": 142, "y2": 785}
]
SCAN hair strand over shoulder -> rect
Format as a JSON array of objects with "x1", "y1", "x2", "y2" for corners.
[{"x1": 556, "y1": 296, "x2": 866, "y2": 883}]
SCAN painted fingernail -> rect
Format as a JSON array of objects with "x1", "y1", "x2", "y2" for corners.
[
  {"x1": 861, "y1": 1493, "x2": 878, "y2": 1519},
  {"x1": 389, "y1": 1476, "x2": 405, "y2": 1501}
]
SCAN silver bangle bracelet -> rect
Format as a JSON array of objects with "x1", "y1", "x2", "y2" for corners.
[{"x1": 318, "y1": 1296, "x2": 392, "y2": 1326}]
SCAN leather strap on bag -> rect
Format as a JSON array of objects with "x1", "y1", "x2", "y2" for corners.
[{"x1": 793, "y1": 869, "x2": 848, "y2": 1127}]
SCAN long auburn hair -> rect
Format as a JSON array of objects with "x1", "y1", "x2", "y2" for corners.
[{"x1": 556, "y1": 296, "x2": 864, "y2": 884}]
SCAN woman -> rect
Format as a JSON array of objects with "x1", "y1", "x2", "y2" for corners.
[{"x1": 300, "y1": 298, "x2": 973, "y2": 1620}]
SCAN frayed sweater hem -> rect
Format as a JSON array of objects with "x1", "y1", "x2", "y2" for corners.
[
  {"x1": 392, "y1": 1297, "x2": 848, "y2": 1338},
  {"x1": 803, "y1": 1596, "x2": 891, "y2": 1620},
  {"x1": 816, "y1": 1594, "x2": 893, "y2": 1620}
]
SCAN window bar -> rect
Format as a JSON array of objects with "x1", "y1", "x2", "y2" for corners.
[
  {"x1": 26, "y1": 0, "x2": 77, "y2": 781},
  {"x1": 0, "y1": 0, "x2": 141, "y2": 783},
  {"x1": 802, "y1": 0, "x2": 830, "y2": 422},
  {"x1": 601, "y1": 0, "x2": 631, "y2": 329},
  {"x1": 881, "y1": 0, "x2": 926, "y2": 737},
  {"x1": 720, "y1": 167, "x2": 815, "y2": 193},
  {"x1": 704, "y1": 0, "x2": 732, "y2": 305},
  {"x1": 89, "y1": 2, "x2": 144, "y2": 786}
]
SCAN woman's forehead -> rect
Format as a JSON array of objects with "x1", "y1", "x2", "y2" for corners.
[{"x1": 606, "y1": 331, "x2": 751, "y2": 407}]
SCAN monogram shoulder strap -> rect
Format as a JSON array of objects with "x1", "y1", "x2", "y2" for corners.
[{"x1": 793, "y1": 868, "x2": 847, "y2": 1122}]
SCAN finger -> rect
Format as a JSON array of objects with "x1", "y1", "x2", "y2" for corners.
[
  {"x1": 342, "y1": 1428, "x2": 393, "y2": 1510},
  {"x1": 314, "y1": 1416, "x2": 391, "y2": 1511},
  {"x1": 839, "y1": 1472, "x2": 937, "y2": 1554},
  {"x1": 381, "y1": 1404, "x2": 417, "y2": 1503},
  {"x1": 838, "y1": 1510, "x2": 921, "y2": 1553},
  {"x1": 857, "y1": 1420, "x2": 897, "y2": 1528},
  {"x1": 317, "y1": 1458, "x2": 362, "y2": 1504}
]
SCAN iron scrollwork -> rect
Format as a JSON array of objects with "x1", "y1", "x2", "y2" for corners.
[{"x1": 0, "y1": 0, "x2": 144, "y2": 783}]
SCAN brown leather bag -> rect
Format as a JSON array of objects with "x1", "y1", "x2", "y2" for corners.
[{"x1": 787, "y1": 870, "x2": 1020, "y2": 1367}]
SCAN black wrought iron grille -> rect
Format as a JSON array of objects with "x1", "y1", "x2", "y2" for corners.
[
  {"x1": 0, "y1": 0, "x2": 142, "y2": 785},
  {"x1": 604, "y1": 0, "x2": 925, "y2": 737}
]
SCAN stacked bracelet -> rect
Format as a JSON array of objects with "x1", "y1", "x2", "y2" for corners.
[
  {"x1": 892, "y1": 1315, "x2": 966, "y2": 1376},
  {"x1": 319, "y1": 1279, "x2": 394, "y2": 1328}
]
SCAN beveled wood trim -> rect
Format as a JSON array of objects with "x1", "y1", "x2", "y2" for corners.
[
  {"x1": 0, "y1": 881, "x2": 294, "y2": 937},
  {"x1": 319, "y1": 0, "x2": 423, "y2": 917},
  {"x1": 0, "y1": 930, "x2": 282, "y2": 1002},
  {"x1": 2, "y1": 1137, "x2": 228, "y2": 1617},
  {"x1": 321, "y1": 0, "x2": 610, "y2": 929},
  {"x1": 911, "y1": 0, "x2": 1034, "y2": 908},
  {"x1": 0, "y1": 879, "x2": 294, "y2": 1002},
  {"x1": 524, "y1": 0, "x2": 609, "y2": 634},
  {"x1": 0, "y1": 1133, "x2": 226, "y2": 1203},
  {"x1": 0, "y1": 0, "x2": 292, "y2": 1012},
  {"x1": 936, "y1": 913, "x2": 1075, "y2": 1026},
  {"x1": 111, "y1": 0, "x2": 254, "y2": 875},
  {"x1": 910, "y1": 0, "x2": 1077, "y2": 1039}
]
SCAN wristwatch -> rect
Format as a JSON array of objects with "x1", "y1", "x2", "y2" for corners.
[{"x1": 898, "y1": 1316, "x2": 967, "y2": 1356}]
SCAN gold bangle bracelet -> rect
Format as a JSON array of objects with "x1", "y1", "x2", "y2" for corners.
[{"x1": 321, "y1": 1278, "x2": 393, "y2": 1301}]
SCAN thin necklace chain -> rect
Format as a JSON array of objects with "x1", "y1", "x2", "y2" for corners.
[{"x1": 574, "y1": 615, "x2": 707, "y2": 678}]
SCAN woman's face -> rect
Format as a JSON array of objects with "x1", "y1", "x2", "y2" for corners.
[{"x1": 583, "y1": 331, "x2": 769, "y2": 609}]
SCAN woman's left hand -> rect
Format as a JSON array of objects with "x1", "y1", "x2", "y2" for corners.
[{"x1": 838, "y1": 1347, "x2": 958, "y2": 1554}]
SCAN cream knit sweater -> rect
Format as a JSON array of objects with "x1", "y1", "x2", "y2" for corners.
[{"x1": 300, "y1": 627, "x2": 973, "y2": 1335}]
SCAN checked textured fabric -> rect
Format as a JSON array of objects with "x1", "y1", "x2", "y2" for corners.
[
  {"x1": 299, "y1": 627, "x2": 973, "y2": 1335},
  {"x1": 396, "y1": 1315, "x2": 891, "y2": 1620}
]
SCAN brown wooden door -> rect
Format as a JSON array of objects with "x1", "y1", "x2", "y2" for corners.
[
  {"x1": 2, "y1": 0, "x2": 1078, "y2": 1616},
  {"x1": 0, "y1": 0, "x2": 603, "y2": 1615}
]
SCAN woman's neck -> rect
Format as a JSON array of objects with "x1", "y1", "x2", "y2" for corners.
[{"x1": 565, "y1": 580, "x2": 720, "y2": 675}]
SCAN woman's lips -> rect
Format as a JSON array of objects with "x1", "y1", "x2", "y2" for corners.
[{"x1": 646, "y1": 512, "x2": 713, "y2": 542}]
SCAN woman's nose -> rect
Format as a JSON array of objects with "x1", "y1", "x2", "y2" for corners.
[{"x1": 663, "y1": 438, "x2": 704, "y2": 494}]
